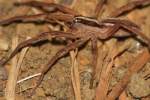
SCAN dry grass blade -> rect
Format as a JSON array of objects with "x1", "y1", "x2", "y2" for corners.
[
  {"x1": 106, "y1": 48, "x2": 150, "y2": 100},
  {"x1": 5, "y1": 34, "x2": 19, "y2": 100},
  {"x1": 4, "y1": 1, "x2": 31, "y2": 99},
  {"x1": 5, "y1": 36, "x2": 29, "y2": 100},
  {"x1": 95, "y1": 42, "x2": 115, "y2": 100},
  {"x1": 95, "y1": 40, "x2": 130, "y2": 100},
  {"x1": 70, "y1": 49, "x2": 81, "y2": 100},
  {"x1": 17, "y1": 73, "x2": 41, "y2": 84},
  {"x1": 95, "y1": 57, "x2": 113, "y2": 100},
  {"x1": 93, "y1": 43, "x2": 107, "y2": 85}
]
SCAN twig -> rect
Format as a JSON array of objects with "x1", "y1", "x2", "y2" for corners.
[
  {"x1": 5, "y1": 32, "x2": 19, "y2": 100},
  {"x1": 95, "y1": 41, "x2": 116, "y2": 100},
  {"x1": 70, "y1": 49, "x2": 81, "y2": 100},
  {"x1": 17, "y1": 73, "x2": 41, "y2": 84},
  {"x1": 106, "y1": 48, "x2": 150, "y2": 100},
  {"x1": 5, "y1": 37, "x2": 29, "y2": 100},
  {"x1": 95, "y1": 40, "x2": 130, "y2": 100},
  {"x1": 4, "y1": 0, "x2": 31, "y2": 99},
  {"x1": 95, "y1": 58, "x2": 113, "y2": 100}
]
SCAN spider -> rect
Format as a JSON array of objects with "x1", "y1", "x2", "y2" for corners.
[{"x1": 0, "y1": 0, "x2": 150, "y2": 96}]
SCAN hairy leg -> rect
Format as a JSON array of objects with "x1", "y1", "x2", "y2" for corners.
[
  {"x1": 109, "y1": 0, "x2": 150, "y2": 17},
  {"x1": 0, "y1": 14, "x2": 47, "y2": 25},
  {"x1": 31, "y1": 38, "x2": 89, "y2": 95},
  {"x1": 102, "y1": 18, "x2": 150, "y2": 48},
  {"x1": 102, "y1": 18, "x2": 140, "y2": 28},
  {"x1": 94, "y1": 0, "x2": 107, "y2": 18},
  {"x1": 98, "y1": 24, "x2": 120, "y2": 39},
  {"x1": 90, "y1": 37, "x2": 98, "y2": 88},
  {"x1": 121, "y1": 24, "x2": 150, "y2": 48},
  {"x1": 0, "y1": 31, "x2": 77, "y2": 66},
  {"x1": 0, "y1": 12, "x2": 74, "y2": 25},
  {"x1": 15, "y1": 1, "x2": 78, "y2": 15}
]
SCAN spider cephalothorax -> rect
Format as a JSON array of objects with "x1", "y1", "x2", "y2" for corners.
[{"x1": 0, "y1": 0, "x2": 150, "y2": 96}]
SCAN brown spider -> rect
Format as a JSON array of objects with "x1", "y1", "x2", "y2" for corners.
[{"x1": 0, "y1": 0, "x2": 150, "y2": 96}]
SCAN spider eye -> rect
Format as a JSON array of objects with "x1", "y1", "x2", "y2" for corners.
[{"x1": 73, "y1": 18, "x2": 79, "y2": 23}]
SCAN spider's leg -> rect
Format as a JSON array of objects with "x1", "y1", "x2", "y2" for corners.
[
  {"x1": 0, "y1": 13, "x2": 74, "y2": 25},
  {"x1": 0, "y1": 31, "x2": 77, "y2": 66},
  {"x1": 102, "y1": 18, "x2": 140, "y2": 29},
  {"x1": 47, "y1": 12, "x2": 74, "y2": 22},
  {"x1": 109, "y1": 0, "x2": 150, "y2": 17},
  {"x1": 15, "y1": 1, "x2": 78, "y2": 15},
  {"x1": 31, "y1": 38, "x2": 89, "y2": 95},
  {"x1": 102, "y1": 19, "x2": 150, "y2": 48},
  {"x1": 90, "y1": 37, "x2": 98, "y2": 88},
  {"x1": 98, "y1": 24, "x2": 120, "y2": 39},
  {"x1": 94, "y1": 0, "x2": 106, "y2": 18},
  {"x1": 0, "y1": 13, "x2": 48, "y2": 25},
  {"x1": 121, "y1": 23, "x2": 150, "y2": 48}
]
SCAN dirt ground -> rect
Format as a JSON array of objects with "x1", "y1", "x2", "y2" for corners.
[{"x1": 0, "y1": 0, "x2": 150, "y2": 100}]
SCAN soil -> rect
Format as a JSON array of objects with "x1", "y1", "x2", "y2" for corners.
[{"x1": 0, "y1": 0, "x2": 149, "y2": 100}]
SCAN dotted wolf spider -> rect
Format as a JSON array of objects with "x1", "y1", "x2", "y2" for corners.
[{"x1": 0, "y1": 0, "x2": 150, "y2": 95}]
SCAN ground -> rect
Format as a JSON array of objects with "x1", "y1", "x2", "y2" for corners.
[{"x1": 0, "y1": 0, "x2": 150, "y2": 100}]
